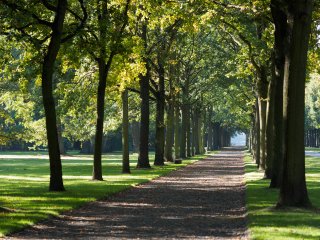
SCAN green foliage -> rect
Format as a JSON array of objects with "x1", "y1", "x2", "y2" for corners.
[{"x1": 305, "y1": 73, "x2": 320, "y2": 129}]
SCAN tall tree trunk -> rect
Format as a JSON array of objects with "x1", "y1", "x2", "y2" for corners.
[
  {"x1": 93, "y1": 56, "x2": 113, "y2": 180},
  {"x1": 186, "y1": 104, "x2": 191, "y2": 157},
  {"x1": 165, "y1": 100, "x2": 174, "y2": 162},
  {"x1": 277, "y1": 0, "x2": 313, "y2": 207},
  {"x1": 194, "y1": 108, "x2": 200, "y2": 154},
  {"x1": 42, "y1": 0, "x2": 67, "y2": 191},
  {"x1": 207, "y1": 121, "x2": 213, "y2": 151},
  {"x1": 174, "y1": 102, "x2": 180, "y2": 159},
  {"x1": 154, "y1": 58, "x2": 166, "y2": 166},
  {"x1": 137, "y1": 24, "x2": 151, "y2": 169},
  {"x1": 257, "y1": 68, "x2": 268, "y2": 170},
  {"x1": 254, "y1": 99, "x2": 261, "y2": 167},
  {"x1": 270, "y1": 5, "x2": 286, "y2": 188},
  {"x1": 265, "y1": 59, "x2": 276, "y2": 179},
  {"x1": 180, "y1": 103, "x2": 187, "y2": 158},
  {"x1": 191, "y1": 109, "x2": 196, "y2": 156},
  {"x1": 122, "y1": 89, "x2": 130, "y2": 174},
  {"x1": 201, "y1": 110, "x2": 206, "y2": 154}
]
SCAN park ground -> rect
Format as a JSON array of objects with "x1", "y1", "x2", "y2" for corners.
[
  {"x1": 245, "y1": 150, "x2": 320, "y2": 239},
  {"x1": 0, "y1": 149, "x2": 319, "y2": 239}
]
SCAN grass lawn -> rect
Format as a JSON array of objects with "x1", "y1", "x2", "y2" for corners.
[
  {"x1": 0, "y1": 151, "x2": 206, "y2": 237},
  {"x1": 245, "y1": 153, "x2": 320, "y2": 239},
  {"x1": 305, "y1": 147, "x2": 320, "y2": 152}
]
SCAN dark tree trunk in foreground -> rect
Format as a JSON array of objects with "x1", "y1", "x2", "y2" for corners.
[
  {"x1": 122, "y1": 89, "x2": 130, "y2": 173},
  {"x1": 270, "y1": 2, "x2": 286, "y2": 188},
  {"x1": 277, "y1": 0, "x2": 313, "y2": 207},
  {"x1": 137, "y1": 24, "x2": 151, "y2": 169},
  {"x1": 42, "y1": 0, "x2": 68, "y2": 191}
]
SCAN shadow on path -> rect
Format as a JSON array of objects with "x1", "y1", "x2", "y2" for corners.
[{"x1": 7, "y1": 149, "x2": 248, "y2": 239}]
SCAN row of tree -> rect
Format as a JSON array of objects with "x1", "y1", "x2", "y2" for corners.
[{"x1": 0, "y1": 0, "x2": 319, "y2": 209}]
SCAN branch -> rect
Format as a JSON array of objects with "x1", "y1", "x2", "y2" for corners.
[
  {"x1": 221, "y1": 19, "x2": 261, "y2": 73},
  {"x1": 61, "y1": 0, "x2": 88, "y2": 43},
  {"x1": 40, "y1": 0, "x2": 57, "y2": 12}
]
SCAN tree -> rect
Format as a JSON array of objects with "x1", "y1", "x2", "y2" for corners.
[
  {"x1": 275, "y1": 0, "x2": 314, "y2": 207},
  {"x1": 0, "y1": 0, "x2": 87, "y2": 191}
]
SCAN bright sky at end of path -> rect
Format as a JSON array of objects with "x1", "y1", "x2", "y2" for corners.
[{"x1": 231, "y1": 133, "x2": 246, "y2": 146}]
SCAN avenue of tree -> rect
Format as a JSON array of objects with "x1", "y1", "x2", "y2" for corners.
[{"x1": 0, "y1": 0, "x2": 319, "y2": 209}]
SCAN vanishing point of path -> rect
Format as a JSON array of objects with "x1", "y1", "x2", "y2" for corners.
[{"x1": 6, "y1": 148, "x2": 248, "y2": 239}]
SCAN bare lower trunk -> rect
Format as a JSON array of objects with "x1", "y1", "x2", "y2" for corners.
[
  {"x1": 270, "y1": 3, "x2": 286, "y2": 188},
  {"x1": 137, "y1": 24, "x2": 151, "y2": 169},
  {"x1": 42, "y1": 0, "x2": 68, "y2": 191},
  {"x1": 165, "y1": 100, "x2": 174, "y2": 162},
  {"x1": 277, "y1": 0, "x2": 313, "y2": 207},
  {"x1": 174, "y1": 103, "x2": 180, "y2": 159},
  {"x1": 122, "y1": 89, "x2": 130, "y2": 174}
]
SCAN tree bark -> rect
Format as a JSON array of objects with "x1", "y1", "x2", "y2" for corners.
[
  {"x1": 194, "y1": 108, "x2": 200, "y2": 154},
  {"x1": 122, "y1": 89, "x2": 130, "y2": 173},
  {"x1": 254, "y1": 99, "x2": 260, "y2": 167},
  {"x1": 165, "y1": 99, "x2": 174, "y2": 162},
  {"x1": 186, "y1": 104, "x2": 191, "y2": 157},
  {"x1": 180, "y1": 103, "x2": 187, "y2": 158},
  {"x1": 265, "y1": 59, "x2": 276, "y2": 179},
  {"x1": 277, "y1": 0, "x2": 313, "y2": 207},
  {"x1": 137, "y1": 24, "x2": 151, "y2": 169},
  {"x1": 42, "y1": 0, "x2": 68, "y2": 191},
  {"x1": 174, "y1": 102, "x2": 180, "y2": 159},
  {"x1": 154, "y1": 56, "x2": 166, "y2": 166},
  {"x1": 93, "y1": 56, "x2": 113, "y2": 180},
  {"x1": 257, "y1": 68, "x2": 268, "y2": 170},
  {"x1": 269, "y1": 2, "x2": 286, "y2": 188}
]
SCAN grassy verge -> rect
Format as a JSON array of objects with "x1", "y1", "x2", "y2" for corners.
[
  {"x1": 244, "y1": 154, "x2": 320, "y2": 239},
  {"x1": 305, "y1": 147, "x2": 320, "y2": 152},
  {"x1": 0, "y1": 152, "x2": 206, "y2": 236}
]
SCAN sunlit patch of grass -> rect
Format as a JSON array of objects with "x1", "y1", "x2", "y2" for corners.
[
  {"x1": 0, "y1": 151, "x2": 206, "y2": 236},
  {"x1": 245, "y1": 154, "x2": 320, "y2": 240}
]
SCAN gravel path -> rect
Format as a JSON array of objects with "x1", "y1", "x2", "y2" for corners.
[{"x1": 6, "y1": 149, "x2": 248, "y2": 239}]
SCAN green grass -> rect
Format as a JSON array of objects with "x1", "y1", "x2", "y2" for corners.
[
  {"x1": 305, "y1": 147, "x2": 320, "y2": 152},
  {"x1": 0, "y1": 151, "x2": 206, "y2": 236},
  {"x1": 245, "y1": 154, "x2": 320, "y2": 239}
]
